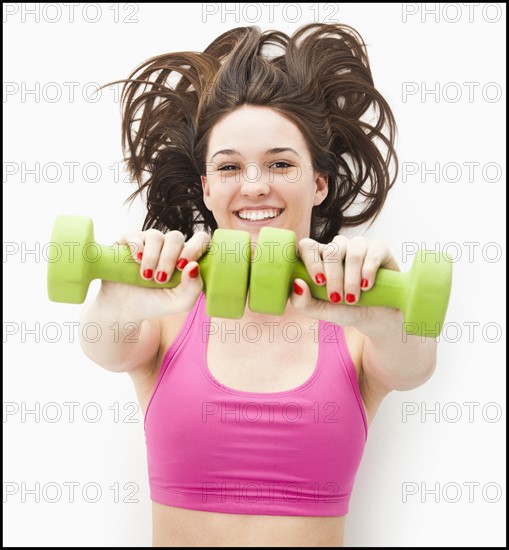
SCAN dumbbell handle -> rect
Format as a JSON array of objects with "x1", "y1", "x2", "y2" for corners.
[
  {"x1": 87, "y1": 244, "x2": 213, "y2": 290},
  {"x1": 293, "y1": 261, "x2": 407, "y2": 309}
]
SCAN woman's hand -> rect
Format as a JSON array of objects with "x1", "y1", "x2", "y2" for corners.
[
  {"x1": 290, "y1": 235, "x2": 404, "y2": 336},
  {"x1": 100, "y1": 228, "x2": 211, "y2": 321}
]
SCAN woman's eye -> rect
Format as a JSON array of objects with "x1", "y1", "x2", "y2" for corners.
[{"x1": 216, "y1": 162, "x2": 292, "y2": 172}]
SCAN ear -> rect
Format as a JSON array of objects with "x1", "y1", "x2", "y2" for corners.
[
  {"x1": 201, "y1": 175, "x2": 211, "y2": 210},
  {"x1": 313, "y1": 172, "x2": 329, "y2": 206}
]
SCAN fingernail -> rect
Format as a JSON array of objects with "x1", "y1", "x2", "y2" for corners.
[
  {"x1": 361, "y1": 279, "x2": 369, "y2": 289},
  {"x1": 330, "y1": 292, "x2": 341, "y2": 303},
  {"x1": 176, "y1": 258, "x2": 188, "y2": 270},
  {"x1": 143, "y1": 269, "x2": 153, "y2": 279},
  {"x1": 189, "y1": 265, "x2": 199, "y2": 279},
  {"x1": 315, "y1": 273, "x2": 326, "y2": 285},
  {"x1": 293, "y1": 281, "x2": 303, "y2": 295},
  {"x1": 155, "y1": 271, "x2": 167, "y2": 283},
  {"x1": 137, "y1": 252, "x2": 143, "y2": 261},
  {"x1": 345, "y1": 293, "x2": 356, "y2": 304}
]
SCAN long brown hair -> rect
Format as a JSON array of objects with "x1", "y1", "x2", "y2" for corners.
[{"x1": 104, "y1": 23, "x2": 398, "y2": 243}]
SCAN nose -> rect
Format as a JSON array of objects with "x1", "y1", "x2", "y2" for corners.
[{"x1": 241, "y1": 163, "x2": 270, "y2": 196}]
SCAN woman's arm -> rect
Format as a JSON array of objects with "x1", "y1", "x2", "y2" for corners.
[
  {"x1": 359, "y1": 307, "x2": 438, "y2": 391},
  {"x1": 79, "y1": 283, "x2": 162, "y2": 373}
]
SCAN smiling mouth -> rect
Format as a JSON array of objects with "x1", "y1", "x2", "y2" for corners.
[{"x1": 233, "y1": 209, "x2": 285, "y2": 222}]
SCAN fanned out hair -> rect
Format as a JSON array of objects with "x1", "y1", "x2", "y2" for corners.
[{"x1": 103, "y1": 23, "x2": 398, "y2": 243}]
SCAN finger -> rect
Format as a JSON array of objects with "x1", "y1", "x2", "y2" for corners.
[
  {"x1": 179, "y1": 260, "x2": 203, "y2": 296},
  {"x1": 137, "y1": 228, "x2": 165, "y2": 280},
  {"x1": 322, "y1": 235, "x2": 348, "y2": 304},
  {"x1": 343, "y1": 236, "x2": 368, "y2": 304},
  {"x1": 292, "y1": 278, "x2": 336, "y2": 320},
  {"x1": 119, "y1": 231, "x2": 145, "y2": 264},
  {"x1": 153, "y1": 230, "x2": 186, "y2": 284},
  {"x1": 290, "y1": 278, "x2": 319, "y2": 314},
  {"x1": 181, "y1": 260, "x2": 203, "y2": 284},
  {"x1": 297, "y1": 238, "x2": 327, "y2": 286},
  {"x1": 165, "y1": 259, "x2": 204, "y2": 312},
  {"x1": 291, "y1": 277, "x2": 369, "y2": 327},
  {"x1": 175, "y1": 231, "x2": 212, "y2": 272},
  {"x1": 360, "y1": 239, "x2": 390, "y2": 291}
]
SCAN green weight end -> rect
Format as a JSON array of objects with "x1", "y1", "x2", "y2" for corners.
[
  {"x1": 248, "y1": 227, "x2": 297, "y2": 315},
  {"x1": 405, "y1": 250, "x2": 453, "y2": 337},
  {"x1": 204, "y1": 229, "x2": 250, "y2": 319},
  {"x1": 47, "y1": 215, "x2": 93, "y2": 304}
]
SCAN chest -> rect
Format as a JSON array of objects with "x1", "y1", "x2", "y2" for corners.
[{"x1": 205, "y1": 321, "x2": 320, "y2": 393}]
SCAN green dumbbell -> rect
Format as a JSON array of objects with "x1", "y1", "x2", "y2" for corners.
[
  {"x1": 48, "y1": 215, "x2": 453, "y2": 337},
  {"x1": 47, "y1": 215, "x2": 250, "y2": 319},
  {"x1": 249, "y1": 227, "x2": 453, "y2": 337}
]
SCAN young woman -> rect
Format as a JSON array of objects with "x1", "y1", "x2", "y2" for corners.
[{"x1": 80, "y1": 23, "x2": 437, "y2": 547}]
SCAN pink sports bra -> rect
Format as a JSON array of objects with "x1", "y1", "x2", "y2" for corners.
[{"x1": 144, "y1": 292, "x2": 368, "y2": 516}]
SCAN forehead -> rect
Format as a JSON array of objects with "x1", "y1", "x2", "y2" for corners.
[{"x1": 207, "y1": 105, "x2": 308, "y2": 151}]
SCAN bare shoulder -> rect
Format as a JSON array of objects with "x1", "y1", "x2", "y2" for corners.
[
  {"x1": 128, "y1": 313, "x2": 188, "y2": 414},
  {"x1": 343, "y1": 325, "x2": 392, "y2": 427}
]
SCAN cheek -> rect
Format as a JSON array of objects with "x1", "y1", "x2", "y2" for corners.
[{"x1": 208, "y1": 183, "x2": 234, "y2": 209}]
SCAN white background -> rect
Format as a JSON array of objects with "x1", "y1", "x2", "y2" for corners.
[{"x1": 3, "y1": 2, "x2": 506, "y2": 547}]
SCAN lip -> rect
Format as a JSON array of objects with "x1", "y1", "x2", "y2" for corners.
[
  {"x1": 233, "y1": 208, "x2": 285, "y2": 225},
  {"x1": 234, "y1": 206, "x2": 285, "y2": 211}
]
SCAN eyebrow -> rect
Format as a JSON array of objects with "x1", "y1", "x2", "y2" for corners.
[{"x1": 210, "y1": 147, "x2": 301, "y2": 161}]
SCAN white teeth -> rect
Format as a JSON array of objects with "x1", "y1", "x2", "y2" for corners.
[{"x1": 237, "y1": 209, "x2": 282, "y2": 221}]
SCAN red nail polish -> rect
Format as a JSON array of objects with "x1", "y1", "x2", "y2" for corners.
[
  {"x1": 361, "y1": 279, "x2": 369, "y2": 289},
  {"x1": 189, "y1": 265, "x2": 199, "y2": 279},
  {"x1": 137, "y1": 252, "x2": 143, "y2": 261},
  {"x1": 176, "y1": 258, "x2": 188, "y2": 270},
  {"x1": 346, "y1": 293, "x2": 356, "y2": 303},
  {"x1": 293, "y1": 281, "x2": 303, "y2": 295},
  {"x1": 315, "y1": 273, "x2": 326, "y2": 285},
  {"x1": 155, "y1": 271, "x2": 167, "y2": 283},
  {"x1": 143, "y1": 269, "x2": 153, "y2": 279},
  {"x1": 330, "y1": 292, "x2": 341, "y2": 303}
]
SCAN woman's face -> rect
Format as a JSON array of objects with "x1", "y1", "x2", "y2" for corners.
[{"x1": 201, "y1": 105, "x2": 328, "y2": 243}]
